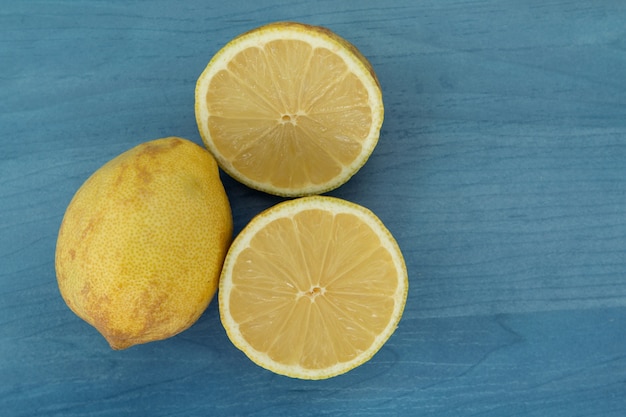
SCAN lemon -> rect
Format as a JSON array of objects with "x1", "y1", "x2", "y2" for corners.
[
  {"x1": 55, "y1": 137, "x2": 233, "y2": 349},
  {"x1": 195, "y1": 21, "x2": 384, "y2": 197},
  {"x1": 219, "y1": 196, "x2": 407, "y2": 379}
]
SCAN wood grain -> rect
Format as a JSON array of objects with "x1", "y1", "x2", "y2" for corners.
[{"x1": 1, "y1": 1, "x2": 625, "y2": 416}]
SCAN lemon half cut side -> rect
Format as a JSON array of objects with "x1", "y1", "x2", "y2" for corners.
[
  {"x1": 218, "y1": 196, "x2": 408, "y2": 379},
  {"x1": 195, "y1": 22, "x2": 384, "y2": 197}
]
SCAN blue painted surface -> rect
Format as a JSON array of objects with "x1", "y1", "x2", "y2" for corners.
[{"x1": 1, "y1": 1, "x2": 625, "y2": 416}]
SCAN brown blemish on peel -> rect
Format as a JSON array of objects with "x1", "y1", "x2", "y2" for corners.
[
  {"x1": 135, "y1": 164, "x2": 153, "y2": 184},
  {"x1": 139, "y1": 137, "x2": 183, "y2": 157},
  {"x1": 114, "y1": 162, "x2": 128, "y2": 186},
  {"x1": 80, "y1": 218, "x2": 98, "y2": 240}
]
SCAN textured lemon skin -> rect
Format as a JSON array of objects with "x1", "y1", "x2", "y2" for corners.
[{"x1": 55, "y1": 137, "x2": 233, "y2": 349}]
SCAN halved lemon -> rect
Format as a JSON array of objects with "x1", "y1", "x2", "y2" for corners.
[
  {"x1": 195, "y1": 22, "x2": 384, "y2": 196},
  {"x1": 218, "y1": 196, "x2": 408, "y2": 379}
]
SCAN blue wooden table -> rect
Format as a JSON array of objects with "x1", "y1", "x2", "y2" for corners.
[{"x1": 2, "y1": 1, "x2": 625, "y2": 416}]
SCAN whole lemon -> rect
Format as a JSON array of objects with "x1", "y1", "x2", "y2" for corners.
[{"x1": 55, "y1": 137, "x2": 233, "y2": 349}]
